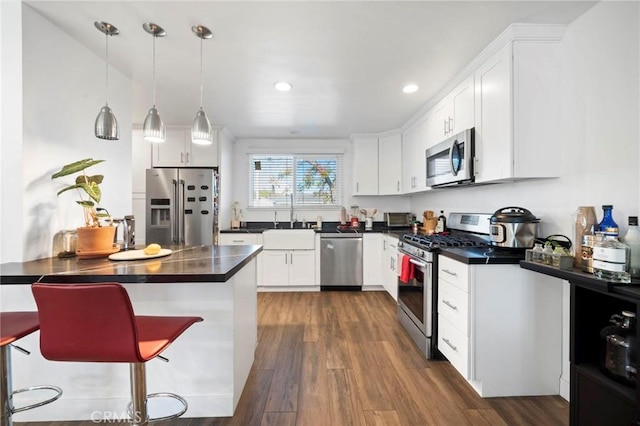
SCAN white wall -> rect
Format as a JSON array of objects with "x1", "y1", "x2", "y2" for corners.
[
  {"x1": 0, "y1": 1, "x2": 24, "y2": 263},
  {"x1": 230, "y1": 138, "x2": 411, "y2": 227},
  {"x1": 0, "y1": 4, "x2": 133, "y2": 262},
  {"x1": 410, "y1": 0, "x2": 639, "y2": 238}
]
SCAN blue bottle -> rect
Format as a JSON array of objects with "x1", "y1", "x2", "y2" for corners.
[{"x1": 598, "y1": 205, "x2": 619, "y2": 236}]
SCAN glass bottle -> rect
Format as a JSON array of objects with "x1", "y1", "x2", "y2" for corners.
[
  {"x1": 598, "y1": 205, "x2": 619, "y2": 236},
  {"x1": 622, "y1": 216, "x2": 640, "y2": 279},
  {"x1": 436, "y1": 210, "x2": 447, "y2": 233},
  {"x1": 542, "y1": 244, "x2": 554, "y2": 265},
  {"x1": 531, "y1": 243, "x2": 544, "y2": 263},
  {"x1": 593, "y1": 235, "x2": 631, "y2": 283},
  {"x1": 574, "y1": 206, "x2": 597, "y2": 268}
]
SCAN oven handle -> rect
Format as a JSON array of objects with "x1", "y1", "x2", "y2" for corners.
[{"x1": 409, "y1": 258, "x2": 428, "y2": 268}]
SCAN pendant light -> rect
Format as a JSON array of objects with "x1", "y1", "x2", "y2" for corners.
[
  {"x1": 191, "y1": 25, "x2": 213, "y2": 145},
  {"x1": 142, "y1": 22, "x2": 166, "y2": 143},
  {"x1": 94, "y1": 21, "x2": 120, "y2": 140}
]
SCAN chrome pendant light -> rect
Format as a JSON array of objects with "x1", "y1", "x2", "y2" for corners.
[
  {"x1": 142, "y1": 22, "x2": 166, "y2": 143},
  {"x1": 94, "y1": 21, "x2": 120, "y2": 140},
  {"x1": 191, "y1": 25, "x2": 213, "y2": 145}
]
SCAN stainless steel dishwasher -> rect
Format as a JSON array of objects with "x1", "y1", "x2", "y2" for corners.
[{"x1": 320, "y1": 233, "x2": 363, "y2": 290}]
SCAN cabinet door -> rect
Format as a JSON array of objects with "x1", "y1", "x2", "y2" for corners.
[
  {"x1": 261, "y1": 251, "x2": 289, "y2": 286},
  {"x1": 152, "y1": 129, "x2": 188, "y2": 167},
  {"x1": 451, "y1": 76, "x2": 474, "y2": 134},
  {"x1": 378, "y1": 133, "x2": 402, "y2": 195},
  {"x1": 429, "y1": 100, "x2": 451, "y2": 143},
  {"x1": 401, "y1": 125, "x2": 418, "y2": 193},
  {"x1": 289, "y1": 250, "x2": 316, "y2": 286},
  {"x1": 363, "y1": 234, "x2": 383, "y2": 287},
  {"x1": 219, "y1": 233, "x2": 260, "y2": 245},
  {"x1": 188, "y1": 130, "x2": 219, "y2": 167},
  {"x1": 131, "y1": 130, "x2": 152, "y2": 193},
  {"x1": 352, "y1": 136, "x2": 379, "y2": 195},
  {"x1": 473, "y1": 44, "x2": 513, "y2": 183}
]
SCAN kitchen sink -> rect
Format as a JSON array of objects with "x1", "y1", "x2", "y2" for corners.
[{"x1": 262, "y1": 229, "x2": 315, "y2": 250}]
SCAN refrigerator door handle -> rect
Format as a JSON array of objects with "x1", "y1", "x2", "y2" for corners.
[
  {"x1": 179, "y1": 179, "x2": 186, "y2": 244},
  {"x1": 172, "y1": 179, "x2": 178, "y2": 244}
]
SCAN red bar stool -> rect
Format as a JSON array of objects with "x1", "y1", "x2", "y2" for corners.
[
  {"x1": 31, "y1": 283, "x2": 203, "y2": 426},
  {"x1": 1, "y1": 312, "x2": 62, "y2": 426}
]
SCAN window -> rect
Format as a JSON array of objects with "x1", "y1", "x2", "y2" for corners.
[{"x1": 249, "y1": 154, "x2": 343, "y2": 208}]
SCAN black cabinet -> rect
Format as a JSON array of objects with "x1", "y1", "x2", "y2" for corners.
[{"x1": 520, "y1": 261, "x2": 640, "y2": 426}]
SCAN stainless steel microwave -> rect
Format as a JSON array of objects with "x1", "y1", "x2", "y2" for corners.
[{"x1": 425, "y1": 128, "x2": 474, "y2": 187}]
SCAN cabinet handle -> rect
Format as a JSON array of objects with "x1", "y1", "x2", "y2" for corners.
[
  {"x1": 442, "y1": 268, "x2": 457, "y2": 277},
  {"x1": 444, "y1": 119, "x2": 448, "y2": 135},
  {"x1": 356, "y1": 182, "x2": 359, "y2": 193},
  {"x1": 290, "y1": 253, "x2": 293, "y2": 264},
  {"x1": 442, "y1": 300, "x2": 458, "y2": 311},
  {"x1": 186, "y1": 152, "x2": 190, "y2": 163},
  {"x1": 181, "y1": 152, "x2": 184, "y2": 163},
  {"x1": 397, "y1": 181, "x2": 400, "y2": 191},
  {"x1": 443, "y1": 338, "x2": 458, "y2": 352},
  {"x1": 285, "y1": 253, "x2": 288, "y2": 264},
  {"x1": 449, "y1": 117, "x2": 453, "y2": 134},
  {"x1": 232, "y1": 240, "x2": 243, "y2": 243}
]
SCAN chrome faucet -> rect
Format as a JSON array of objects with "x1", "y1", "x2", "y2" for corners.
[
  {"x1": 290, "y1": 193, "x2": 297, "y2": 229},
  {"x1": 274, "y1": 211, "x2": 279, "y2": 229}
]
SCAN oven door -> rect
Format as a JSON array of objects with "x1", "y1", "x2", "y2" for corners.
[{"x1": 397, "y1": 253, "x2": 432, "y2": 337}]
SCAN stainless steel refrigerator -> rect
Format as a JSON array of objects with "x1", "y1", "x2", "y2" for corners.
[{"x1": 146, "y1": 168, "x2": 218, "y2": 245}]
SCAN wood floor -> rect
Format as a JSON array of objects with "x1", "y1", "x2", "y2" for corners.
[{"x1": 18, "y1": 291, "x2": 569, "y2": 426}]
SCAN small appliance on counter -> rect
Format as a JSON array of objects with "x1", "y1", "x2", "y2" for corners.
[
  {"x1": 384, "y1": 212, "x2": 412, "y2": 228},
  {"x1": 600, "y1": 310, "x2": 637, "y2": 387},
  {"x1": 489, "y1": 206, "x2": 539, "y2": 249}
]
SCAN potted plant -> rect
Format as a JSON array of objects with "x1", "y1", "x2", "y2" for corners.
[{"x1": 51, "y1": 158, "x2": 116, "y2": 256}]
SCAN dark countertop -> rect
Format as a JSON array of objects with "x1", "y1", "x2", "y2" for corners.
[
  {"x1": 220, "y1": 221, "x2": 410, "y2": 237},
  {"x1": 440, "y1": 247, "x2": 525, "y2": 265},
  {"x1": 520, "y1": 260, "x2": 640, "y2": 300},
  {"x1": 0, "y1": 244, "x2": 262, "y2": 285}
]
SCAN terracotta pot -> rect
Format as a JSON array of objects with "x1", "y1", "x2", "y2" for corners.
[{"x1": 76, "y1": 226, "x2": 117, "y2": 254}]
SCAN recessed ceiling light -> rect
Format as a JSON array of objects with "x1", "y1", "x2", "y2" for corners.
[
  {"x1": 274, "y1": 81, "x2": 293, "y2": 92},
  {"x1": 403, "y1": 84, "x2": 419, "y2": 94}
]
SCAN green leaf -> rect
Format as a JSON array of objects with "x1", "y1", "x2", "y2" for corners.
[
  {"x1": 77, "y1": 200, "x2": 95, "y2": 208},
  {"x1": 75, "y1": 174, "x2": 104, "y2": 185},
  {"x1": 78, "y1": 182, "x2": 101, "y2": 203},
  {"x1": 51, "y1": 159, "x2": 104, "y2": 179}
]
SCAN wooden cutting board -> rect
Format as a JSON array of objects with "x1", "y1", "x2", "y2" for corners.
[{"x1": 108, "y1": 248, "x2": 172, "y2": 261}]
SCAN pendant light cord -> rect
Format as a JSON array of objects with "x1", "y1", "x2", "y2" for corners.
[
  {"x1": 199, "y1": 37, "x2": 204, "y2": 109},
  {"x1": 152, "y1": 34, "x2": 157, "y2": 107},
  {"x1": 105, "y1": 32, "x2": 109, "y2": 106}
]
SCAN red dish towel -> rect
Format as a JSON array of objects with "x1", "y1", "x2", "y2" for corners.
[{"x1": 399, "y1": 254, "x2": 415, "y2": 283}]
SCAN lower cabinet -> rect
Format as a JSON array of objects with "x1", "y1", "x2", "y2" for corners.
[
  {"x1": 437, "y1": 255, "x2": 562, "y2": 397},
  {"x1": 261, "y1": 250, "x2": 315, "y2": 287},
  {"x1": 382, "y1": 235, "x2": 399, "y2": 301},
  {"x1": 363, "y1": 234, "x2": 383, "y2": 288},
  {"x1": 218, "y1": 233, "x2": 261, "y2": 245}
]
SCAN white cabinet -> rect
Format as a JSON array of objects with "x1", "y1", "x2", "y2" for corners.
[
  {"x1": 431, "y1": 76, "x2": 474, "y2": 141},
  {"x1": 378, "y1": 133, "x2": 402, "y2": 195},
  {"x1": 363, "y1": 234, "x2": 383, "y2": 288},
  {"x1": 382, "y1": 235, "x2": 399, "y2": 301},
  {"x1": 352, "y1": 135, "x2": 379, "y2": 195},
  {"x1": 152, "y1": 127, "x2": 219, "y2": 168},
  {"x1": 261, "y1": 250, "x2": 315, "y2": 287},
  {"x1": 131, "y1": 130, "x2": 152, "y2": 246},
  {"x1": 437, "y1": 255, "x2": 562, "y2": 397},
  {"x1": 218, "y1": 233, "x2": 261, "y2": 245},
  {"x1": 473, "y1": 40, "x2": 561, "y2": 183},
  {"x1": 401, "y1": 118, "x2": 429, "y2": 194}
]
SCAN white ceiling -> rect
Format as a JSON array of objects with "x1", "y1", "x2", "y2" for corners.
[{"x1": 25, "y1": 1, "x2": 597, "y2": 139}]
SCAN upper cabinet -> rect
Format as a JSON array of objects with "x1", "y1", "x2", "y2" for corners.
[
  {"x1": 151, "y1": 127, "x2": 219, "y2": 168},
  {"x1": 378, "y1": 133, "x2": 402, "y2": 195},
  {"x1": 402, "y1": 116, "x2": 429, "y2": 194},
  {"x1": 473, "y1": 39, "x2": 561, "y2": 184},
  {"x1": 352, "y1": 135, "x2": 379, "y2": 195}
]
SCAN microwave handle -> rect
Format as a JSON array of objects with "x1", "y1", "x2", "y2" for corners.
[{"x1": 448, "y1": 138, "x2": 460, "y2": 176}]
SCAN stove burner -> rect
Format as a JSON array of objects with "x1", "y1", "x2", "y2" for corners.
[{"x1": 402, "y1": 233, "x2": 488, "y2": 249}]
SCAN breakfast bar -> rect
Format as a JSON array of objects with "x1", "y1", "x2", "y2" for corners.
[{"x1": 0, "y1": 244, "x2": 262, "y2": 421}]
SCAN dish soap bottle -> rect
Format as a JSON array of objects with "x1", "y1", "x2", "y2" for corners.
[
  {"x1": 436, "y1": 210, "x2": 447, "y2": 233},
  {"x1": 622, "y1": 216, "x2": 640, "y2": 279}
]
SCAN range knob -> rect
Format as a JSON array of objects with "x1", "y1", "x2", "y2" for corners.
[{"x1": 417, "y1": 249, "x2": 425, "y2": 258}]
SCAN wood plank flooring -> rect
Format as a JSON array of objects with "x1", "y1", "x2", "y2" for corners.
[{"x1": 17, "y1": 291, "x2": 568, "y2": 426}]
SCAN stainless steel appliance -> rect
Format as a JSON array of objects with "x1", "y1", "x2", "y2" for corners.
[
  {"x1": 425, "y1": 128, "x2": 474, "y2": 187},
  {"x1": 384, "y1": 212, "x2": 413, "y2": 228},
  {"x1": 320, "y1": 233, "x2": 363, "y2": 290},
  {"x1": 397, "y1": 212, "x2": 494, "y2": 358},
  {"x1": 146, "y1": 168, "x2": 218, "y2": 245},
  {"x1": 489, "y1": 206, "x2": 539, "y2": 249}
]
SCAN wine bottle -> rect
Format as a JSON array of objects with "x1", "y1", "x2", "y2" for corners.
[{"x1": 436, "y1": 210, "x2": 446, "y2": 233}]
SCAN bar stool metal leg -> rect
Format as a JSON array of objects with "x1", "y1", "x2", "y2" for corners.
[
  {"x1": 130, "y1": 363, "x2": 148, "y2": 426},
  {"x1": 1, "y1": 345, "x2": 13, "y2": 426}
]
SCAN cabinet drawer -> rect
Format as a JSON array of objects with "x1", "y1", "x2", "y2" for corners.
[
  {"x1": 438, "y1": 256, "x2": 470, "y2": 292},
  {"x1": 219, "y1": 234, "x2": 260, "y2": 245},
  {"x1": 438, "y1": 315, "x2": 470, "y2": 379},
  {"x1": 438, "y1": 280, "x2": 469, "y2": 335}
]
